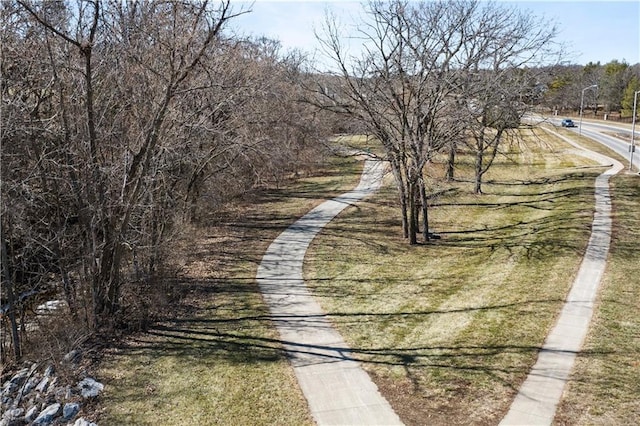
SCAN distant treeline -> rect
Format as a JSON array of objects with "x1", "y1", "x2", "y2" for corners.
[{"x1": 540, "y1": 60, "x2": 640, "y2": 118}]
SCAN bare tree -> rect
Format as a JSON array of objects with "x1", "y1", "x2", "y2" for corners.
[
  {"x1": 315, "y1": 0, "x2": 562, "y2": 239},
  {"x1": 1, "y1": 0, "x2": 79, "y2": 358},
  {"x1": 455, "y1": 3, "x2": 559, "y2": 193},
  {"x1": 317, "y1": 1, "x2": 463, "y2": 243},
  {"x1": 2, "y1": 0, "x2": 328, "y2": 362},
  {"x1": 317, "y1": 0, "x2": 545, "y2": 242},
  {"x1": 4, "y1": 0, "x2": 246, "y2": 330}
]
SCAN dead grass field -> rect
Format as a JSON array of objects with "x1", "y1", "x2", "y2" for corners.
[
  {"x1": 555, "y1": 174, "x2": 640, "y2": 425},
  {"x1": 96, "y1": 127, "x2": 638, "y2": 425},
  {"x1": 305, "y1": 128, "x2": 615, "y2": 424},
  {"x1": 97, "y1": 154, "x2": 363, "y2": 425}
]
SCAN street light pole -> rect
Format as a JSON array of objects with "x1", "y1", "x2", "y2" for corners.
[
  {"x1": 629, "y1": 90, "x2": 640, "y2": 172},
  {"x1": 579, "y1": 84, "x2": 598, "y2": 136}
]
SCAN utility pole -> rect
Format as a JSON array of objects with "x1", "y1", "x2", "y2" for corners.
[
  {"x1": 629, "y1": 90, "x2": 640, "y2": 171},
  {"x1": 579, "y1": 84, "x2": 598, "y2": 136}
]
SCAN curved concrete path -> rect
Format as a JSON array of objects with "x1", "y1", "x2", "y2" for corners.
[
  {"x1": 256, "y1": 159, "x2": 403, "y2": 425},
  {"x1": 500, "y1": 129, "x2": 624, "y2": 425}
]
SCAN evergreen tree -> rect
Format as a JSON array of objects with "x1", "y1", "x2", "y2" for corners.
[{"x1": 621, "y1": 76, "x2": 640, "y2": 118}]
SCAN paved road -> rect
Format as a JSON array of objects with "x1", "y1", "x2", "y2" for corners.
[
  {"x1": 500, "y1": 129, "x2": 624, "y2": 425},
  {"x1": 256, "y1": 159, "x2": 403, "y2": 425},
  {"x1": 578, "y1": 120, "x2": 636, "y2": 135},
  {"x1": 577, "y1": 126, "x2": 637, "y2": 170},
  {"x1": 548, "y1": 117, "x2": 639, "y2": 171},
  {"x1": 549, "y1": 116, "x2": 635, "y2": 135}
]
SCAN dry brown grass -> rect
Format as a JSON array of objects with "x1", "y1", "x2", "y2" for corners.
[
  {"x1": 555, "y1": 174, "x2": 640, "y2": 425},
  {"x1": 305, "y1": 127, "x2": 608, "y2": 425},
  {"x1": 96, "y1": 129, "x2": 638, "y2": 425},
  {"x1": 97, "y1": 153, "x2": 363, "y2": 425}
]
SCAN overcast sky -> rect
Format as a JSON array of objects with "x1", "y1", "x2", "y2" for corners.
[{"x1": 230, "y1": 0, "x2": 640, "y2": 69}]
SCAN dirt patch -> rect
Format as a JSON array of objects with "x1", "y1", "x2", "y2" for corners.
[{"x1": 370, "y1": 370, "x2": 511, "y2": 425}]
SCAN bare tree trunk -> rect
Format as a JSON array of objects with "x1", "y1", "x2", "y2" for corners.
[
  {"x1": 445, "y1": 141, "x2": 456, "y2": 181},
  {"x1": 105, "y1": 242, "x2": 123, "y2": 315},
  {"x1": 1, "y1": 237, "x2": 21, "y2": 360},
  {"x1": 474, "y1": 147, "x2": 483, "y2": 194},
  {"x1": 408, "y1": 181, "x2": 417, "y2": 245},
  {"x1": 61, "y1": 269, "x2": 77, "y2": 319},
  {"x1": 474, "y1": 128, "x2": 504, "y2": 195},
  {"x1": 389, "y1": 156, "x2": 409, "y2": 238},
  {"x1": 400, "y1": 189, "x2": 409, "y2": 239},
  {"x1": 419, "y1": 179, "x2": 430, "y2": 242}
]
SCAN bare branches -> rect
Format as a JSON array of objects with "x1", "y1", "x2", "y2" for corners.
[
  {"x1": 316, "y1": 0, "x2": 563, "y2": 241},
  {"x1": 17, "y1": 0, "x2": 85, "y2": 48},
  {"x1": 2, "y1": 0, "x2": 322, "y2": 352}
]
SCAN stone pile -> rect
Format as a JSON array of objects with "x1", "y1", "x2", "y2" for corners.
[{"x1": 1, "y1": 351, "x2": 101, "y2": 426}]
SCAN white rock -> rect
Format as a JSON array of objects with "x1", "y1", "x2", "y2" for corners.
[
  {"x1": 2, "y1": 408, "x2": 23, "y2": 420},
  {"x1": 1, "y1": 396, "x2": 12, "y2": 406},
  {"x1": 77, "y1": 378, "x2": 103, "y2": 398},
  {"x1": 35, "y1": 300, "x2": 66, "y2": 315},
  {"x1": 32, "y1": 402, "x2": 60, "y2": 425},
  {"x1": 35, "y1": 377, "x2": 49, "y2": 393},
  {"x1": 63, "y1": 350, "x2": 81, "y2": 364},
  {"x1": 44, "y1": 365, "x2": 55, "y2": 377},
  {"x1": 63, "y1": 402, "x2": 81, "y2": 420},
  {"x1": 9, "y1": 369, "x2": 28, "y2": 385},
  {"x1": 46, "y1": 378, "x2": 58, "y2": 395},
  {"x1": 24, "y1": 405, "x2": 39, "y2": 422},
  {"x1": 22, "y1": 376, "x2": 39, "y2": 394},
  {"x1": 73, "y1": 418, "x2": 98, "y2": 426}
]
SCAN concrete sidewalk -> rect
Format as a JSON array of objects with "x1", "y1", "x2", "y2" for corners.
[
  {"x1": 256, "y1": 160, "x2": 403, "y2": 425},
  {"x1": 500, "y1": 130, "x2": 624, "y2": 425}
]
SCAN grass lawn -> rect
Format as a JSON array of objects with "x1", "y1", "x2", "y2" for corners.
[
  {"x1": 555, "y1": 173, "x2": 640, "y2": 424},
  {"x1": 304, "y1": 127, "x2": 612, "y2": 424},
  {"x1": 96, "y1": 127, "x2": 637, "y2": 425},
  {"x1": 97, "y1": 153, "x2": 364, "y2": 425}
]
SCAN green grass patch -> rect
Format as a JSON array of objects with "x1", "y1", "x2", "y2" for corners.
[
  {"x1": 555, "y1": 174, "x2": 640, "y2": 424},
  {"x1": 97, "y1": 150, "x2": 364, "y2": 425},
  {"x1": 305, "y1": 128, "x2": 606, "y2": 424}
]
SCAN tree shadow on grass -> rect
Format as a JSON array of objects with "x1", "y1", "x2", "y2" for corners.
[
  {"x1": 431, "y1": 185, "x2": 589, "y2": 209},
  {"x1": 315, "y1": 210, "x2": 591, "y2": 262},
  {"x1": 118, "y1": 298, "x2": 616, "y2": 394},
  {"x1": 112, "y1": 166, "x2": 615, "y2": 420},
  {"x1": 109, "y1": 270, "x2": 620, "y2": 423},
  {"x1": 481, "y1": 170, "x2": 601, "y2": 187},
  {"x1": 286, "y1": 170, "x2": 598, "y2": 265}
]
